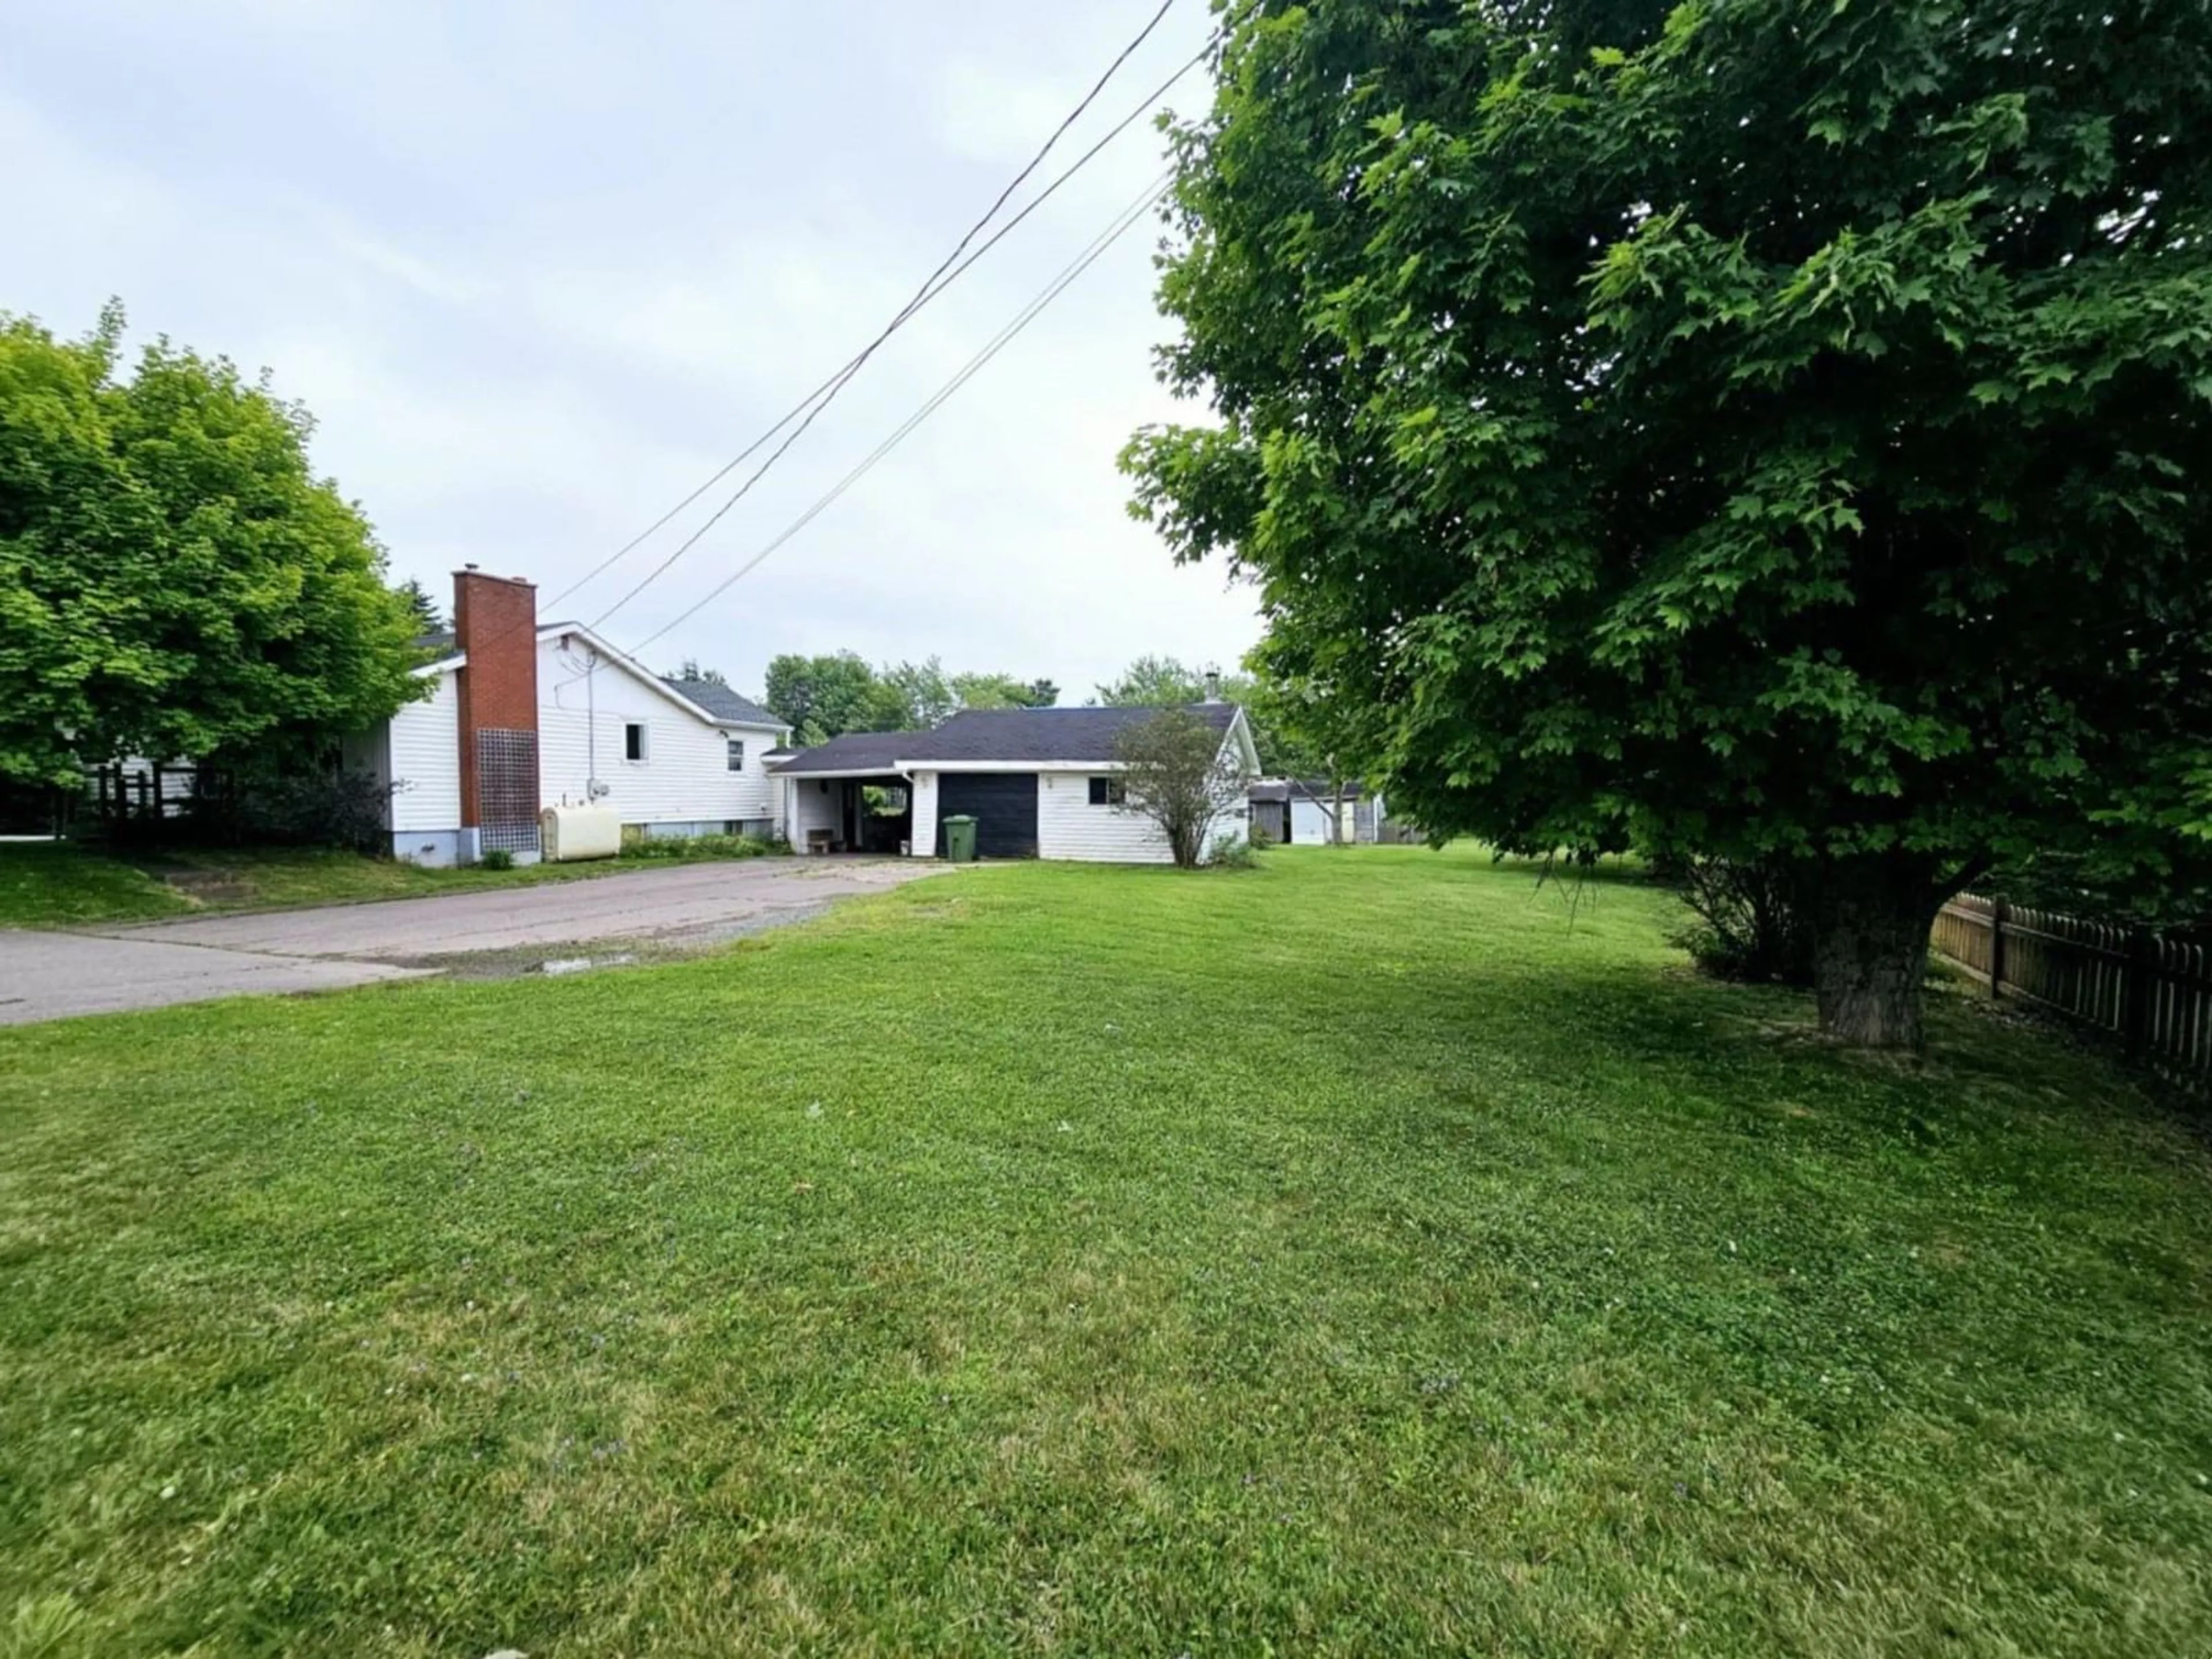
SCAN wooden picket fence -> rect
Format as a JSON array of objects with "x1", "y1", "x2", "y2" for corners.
[{"x1": 1933, "y1": 894, "x2": 2212, "y2": 1089}]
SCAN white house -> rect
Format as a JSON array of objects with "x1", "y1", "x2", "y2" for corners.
[
  {"x1": 344, "y1": 569, "x2": 790, "y2": 865},
  {"x1": 769, "y1": 703, "x2": 1261, "y2": 863}
]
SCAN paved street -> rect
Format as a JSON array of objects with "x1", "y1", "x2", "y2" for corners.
[{"x1": 0, "y1": 858, "x2": 945, "y2": 1026}]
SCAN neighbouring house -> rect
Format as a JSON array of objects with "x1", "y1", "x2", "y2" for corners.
[
  {"x1": 1247, "y1": 779, "x2": 1389, "y2": 845},
  {"x1": 343, "y1": 569, "x2": 791, "y2": 865},
  {"x1": 770, "y1": 703, "x2": 1261, "y2": 863}
]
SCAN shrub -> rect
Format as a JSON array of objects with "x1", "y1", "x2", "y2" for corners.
[
  {"x1": 479, "y1": 848, "x2": 515, "y2": 872},
  {"x1": 619, "y1": 832, "x2": 772, "y2": 863},
  {"x1": 1209, "y1": 831, "x2": 1259, "y2": 871},
  {"x1": 172, "y1": 766, "x2": 394, "y2": 853},
  {"x1": 1665, "y1": 854, "x2": 1816, "y2": 987},
  {"x1": 1112, "y1": 711, "x2": 1250, "y2": 869}
]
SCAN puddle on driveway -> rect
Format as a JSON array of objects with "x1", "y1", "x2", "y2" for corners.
[{"x1": 380, "y1": 903, "x2": 834, "y2": 982}]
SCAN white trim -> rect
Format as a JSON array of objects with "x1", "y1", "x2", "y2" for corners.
[
  {"x1": 897, "y1": 759, "x2": 1100, "y2": 774},
  {"x1": 423, "y1": 624, "x2": 789, "y2": 738},
  {"x1": 772, "y1": 759, "x2": 1142, "y2": 779},
  {"x1": 1224, "y1": 707, "x2": 1262, "y2": 776},
  {"x1": 767, "y1": 766, "x2": 911, "y2": 782},
  {"x1": 548, "y1": 623, "x2": 789, "y2": 736}
]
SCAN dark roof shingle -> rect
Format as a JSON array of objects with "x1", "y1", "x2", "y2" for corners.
[
  {"x1": 770, "y1": 730, "x2": 919, "y2": 775},
  {"x1": 1249, "y1": 779, "x2": 1366, "y2": 803},
  {"x1": 661, "y1": 678, "x2": 785, "y2": 729}
]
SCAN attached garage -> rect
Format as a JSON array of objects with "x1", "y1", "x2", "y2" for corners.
[
  {"x1": 937, "y1": 772, "x2": 1039, "y2": 859},
  {"x1": 772, "y1": 703, "x2": 1260, "y2": 864}
]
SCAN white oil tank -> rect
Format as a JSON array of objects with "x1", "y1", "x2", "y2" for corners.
[{"x1": 539, "y1": 804, "x2": 623, "y2": 862}]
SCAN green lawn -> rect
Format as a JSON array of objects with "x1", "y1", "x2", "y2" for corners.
[
  {"x1": 2, "y1": 849, "x2": 2207, "y2": 1656},
  {"x1": 0, "y1": 838, "x2": 769, "y2": 931}
]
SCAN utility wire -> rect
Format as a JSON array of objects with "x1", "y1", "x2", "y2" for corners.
[
  {"x1": 541, "y1": 0, "x2": 1184, "y2": 624},
  {"x1": 583, "y1": 39, "x2": 1205, "y2": 632},
  {"x1": 624, "y1": 172, "x2": 1173, "y2": 660}
]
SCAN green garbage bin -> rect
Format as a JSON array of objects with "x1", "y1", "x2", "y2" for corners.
[{"x1": 942, "y1": 815, "x2": 979, "y2": 863}]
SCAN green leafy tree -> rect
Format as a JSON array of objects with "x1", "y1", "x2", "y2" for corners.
[
  {"x1": 882, "y1": 657, "x2": 960, "y2": 728},
  {"x1": 1112, "y1": 708, "x2": 1249, "y2": 869},
  {"x1": 764, "y1": 652, "x2": 911, "y2": 740},
  {"x1": 952, "y1": 671, "x2": 1060, "y2": 710},
  {"x1": 1094, "y1": 653, "x2": 1211, "y2": 708},
  {"x1": 1239, "y1": 666, "x2": 1365, "y2": 836},
  {"x1": 1, "y1": 302, "x2": 425, "y2": 787},
  {"x1": 1126, "y1": 0, "x2": 2212, "y2": 1047},
  {"x1": 396, "y1": 578, "x2": 443, "y2": 636},
  {"x1": 664, "y1": 656, "x2": 730, "y2": 688}
]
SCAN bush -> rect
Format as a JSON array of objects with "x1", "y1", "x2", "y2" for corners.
[
  {"x1": 1665, "y1": 854, "x2": 1816, "y2": 986},
  {"x1": 618, "y1": 832, "x2": 774, "y2": 863},
  {"x1": 1208, "y1": 831, "x2": 1259, "y2": 872},
  {"x1": 1113, "y1": 711, "x2": 1252, "y2": 869},
  {"x1": 479, "y1": 848, "x2": 515, "y2": 872},
  {"x1": 170, "y1": 766, "x2": 394, "y2": 853},
  {"x1": 1982, "y1": 850, "x2": 2212, "y2": 938}
]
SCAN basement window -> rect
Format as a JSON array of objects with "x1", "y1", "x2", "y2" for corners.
[
  {"x1": 624, "y1": 722, "x2": 648, "y2": 763},
  {"x1": 1087, "y1": 777, "x2": 1126, "y2": 806},
  {"x1": 726, "y1": 738, "x2": 745, "y2": 772}
]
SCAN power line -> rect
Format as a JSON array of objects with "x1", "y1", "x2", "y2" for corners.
[
  {"x1": 543, "y1": 0, "x2": 1185, "y2": 624},
  {"x1": 582, "y1": 37, "x2": 1207, "y2": 633},
  {"x1": 624, "y1": 172, "x2": 1173, "y2": 660}
]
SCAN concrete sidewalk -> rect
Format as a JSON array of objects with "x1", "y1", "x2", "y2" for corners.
[{"x1": 1, "y1": 857, "x2": 946, "y2": 1026}]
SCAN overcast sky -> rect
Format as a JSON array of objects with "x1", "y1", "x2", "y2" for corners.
[{"x1": 0, "y1": 0, "x2": 1259, "y2": 701}]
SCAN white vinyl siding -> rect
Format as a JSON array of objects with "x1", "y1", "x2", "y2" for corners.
[
  {"x1": 910, "y1": 771, "x2": 938, "y2": 856},
  {"x1": 1035, "y1": 734, "x2": 1255, "y2": 865},
  {"x1": 1202, "y1": 784, "x2": 1252, "y2": 862},
  {"x1": 785, "y1": 777, "x2": 844, "y2": 846},
  {"x1": 388, "y1": 672, "x2": 461, "y2": 832},
  {"x1": 1037, "y1": 771, "x2": 1178, "y2": 863},
  {"x1": 537, "y1": 637, "x2": 781, "y2": 827}
]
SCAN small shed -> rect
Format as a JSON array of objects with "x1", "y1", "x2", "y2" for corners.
[{"x1": 1248, "y1": 779, "x2": 1385, "y2": 844}]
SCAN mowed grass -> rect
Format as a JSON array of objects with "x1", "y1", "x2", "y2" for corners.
[
  {"x1": 2, "y1": 848, "x2": 2208, "y2": 1656},
  {"x1": 0, "y1": 839, "x2": 768, "y2": 932}
]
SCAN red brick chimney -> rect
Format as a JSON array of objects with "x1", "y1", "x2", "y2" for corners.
[{"x1": 452, "y1": 567, "x2": 539, "y2": 839}]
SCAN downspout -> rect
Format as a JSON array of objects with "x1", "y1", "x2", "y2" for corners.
[{"x1": 585, "y1": 647, "x2": 601, "y2": 799}]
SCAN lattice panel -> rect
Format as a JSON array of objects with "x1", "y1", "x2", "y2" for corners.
[{"x1": 475, "y1": 728, "x2": 541, "y2": 853}]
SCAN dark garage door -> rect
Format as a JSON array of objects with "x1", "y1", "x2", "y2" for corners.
[{"x1": 938, "y1": 772, "x2": 1039, "y2": 859}]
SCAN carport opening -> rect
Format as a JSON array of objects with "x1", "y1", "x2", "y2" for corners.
[{"x1": 803, "y1": 776, "x2": 914, "y2": 855}]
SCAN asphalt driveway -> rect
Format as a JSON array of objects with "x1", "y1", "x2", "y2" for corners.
[{"x1": 0, "y1": 858, "x2": 945, "y2": 1026}]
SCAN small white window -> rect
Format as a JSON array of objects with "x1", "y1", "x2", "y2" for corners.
[
  {"x1": 1087, "y1": 777, "x2": 1126, "y2": 806},
  {"x1": 726, "y1": 738, "x2": 745, "y2": 772},
  {"x1": 624, "y1": 722, "x2": 648, "y2": 763}
]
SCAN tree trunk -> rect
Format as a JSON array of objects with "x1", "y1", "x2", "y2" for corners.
[{"x1": 1802, "y1": 855, "x2": 1948, "y2": 1051}]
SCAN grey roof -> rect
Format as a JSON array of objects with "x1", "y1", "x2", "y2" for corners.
[
  {"x1": 772, "y1": 703, "x2": 1241, "y2": 775},
  {"x1": 771, "y1": 730, "x2": 919, "y2": 775},
  {"x1": 661, "y1": 678, "x2": 785, "y2": 729},
  {"x1": 1250, "y1": 778, "x2": 1366, "y2": 803},
  {"x1": 414, "y1": 629, "x2": 457, "y2": 654}
]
